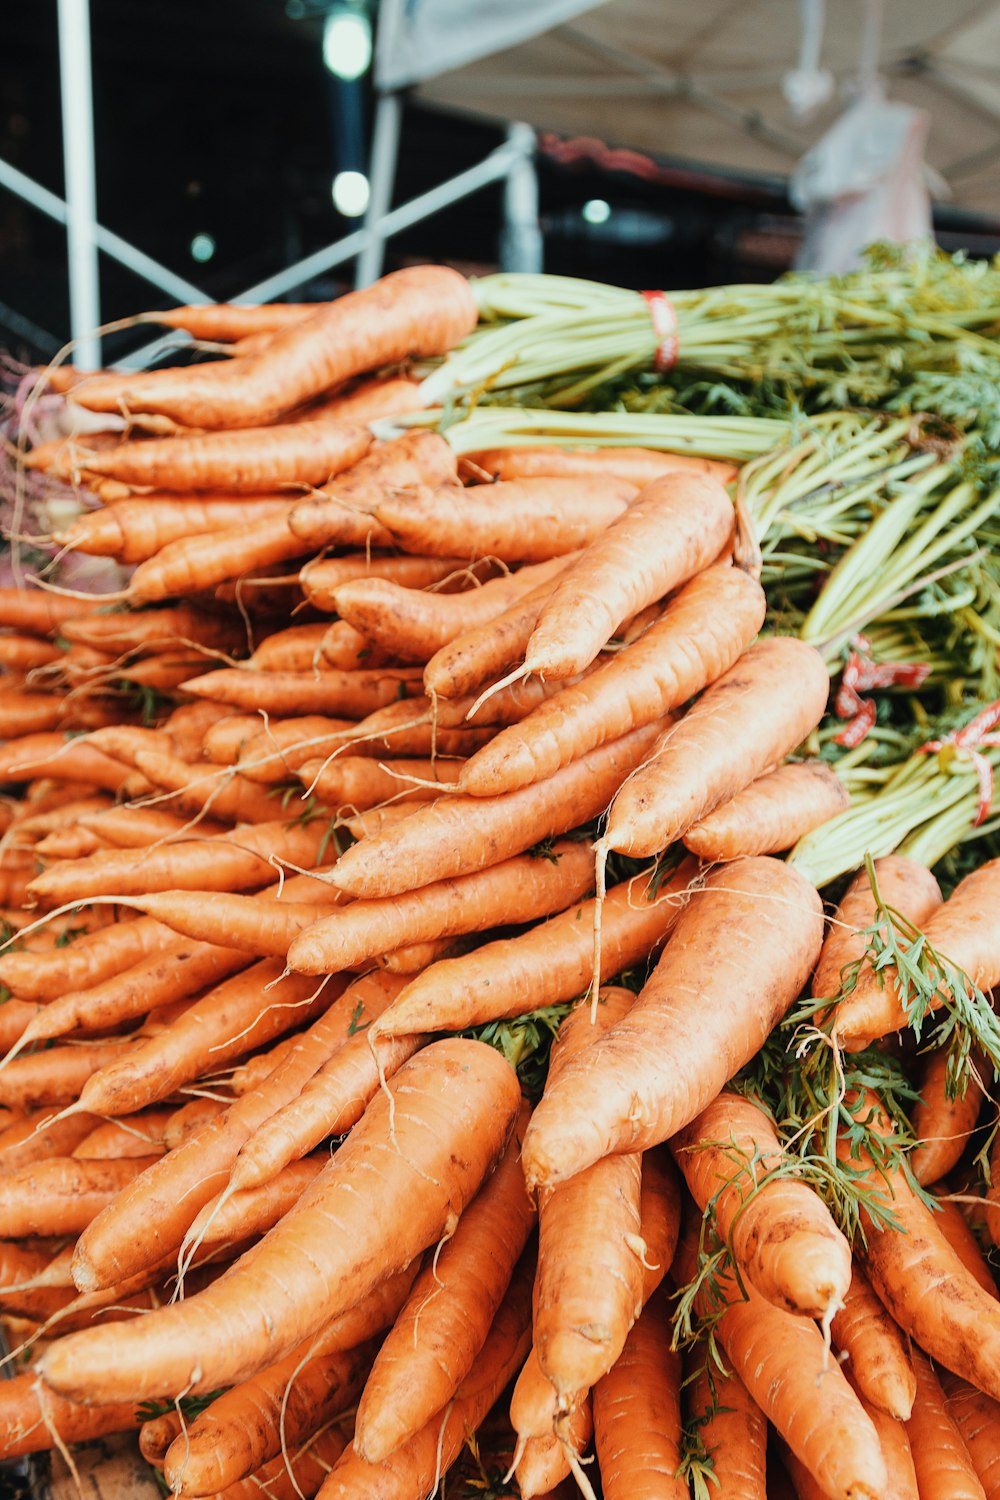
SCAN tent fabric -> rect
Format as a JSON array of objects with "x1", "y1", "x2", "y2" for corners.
[{"x1": 386, "y1": 0, "x2": 1000, "y2": 217}]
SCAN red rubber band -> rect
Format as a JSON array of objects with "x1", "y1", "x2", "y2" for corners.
[{"x1": 641, "y1": 290, "x2": 679, "y2": 372}]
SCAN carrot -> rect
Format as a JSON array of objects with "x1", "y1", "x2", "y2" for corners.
[
  {"x1": 592, "y1": 1284, "x2": 686, "y2": 1500},
  {"x1": 296, "y1": 755, "x2": 465, "y2": 811},
  {"x1": 685, "y1": 1361, "x2": 767, "y2": 1500},
  {"x1": 139, "y1": 1410, "x2": 183, "y2": 1468},
  {"x1": 0, "y1": 587, "x2": 102, "y2": 634},
  {"x1": 247, "y1": 623, "x2": 330, "y2": 673},
  {"x1": 375, "y1": 476, "x2": 637, "y2": 563},
  {"x1": 341, "y1": 675, "x2": 573, "y2": 747},
  {"x1": 829, "y1": 1266, "x2": 917, "y2": 1419},
  {"x1": 603, "y1": 637, "x2": 831, "y2": 858},
  {"x1": 61, "y1": 604, "x2": 244, "y2": 656},
  {"x1": 354, "y1": 1100, "x2": 535, "y2": 1462},
  {"x1": 0, "y1": 1154, "x2": 161, "y2": 1236},
  {"x1": 841, "y1": 1369, "x2": 920, "y2": 1500},
  {"x1": 941, "y1": 1371, "x2": 1000, "y2": 1500},
  {"x1": 0, "y1": 690, "x2": 124, "y2": 739},
  {"x1": 810, "y1": 855, "x2": 943, "y2": 1001},
  {"x1": 125, "y1": 513, "x2": 305, "y2": 602},
  {"x1": 188, "y1": 1157, "x2": 325, "y2": 1248},
  {"x1": 524, "y1": 858, "x2": 822, "y2": 1191},
  {"x1": 910, "y1": 1048, "x2": 986, "y2": 1186},
  {"x1": 205, "y1": 712, "x2": 351, "y2": 770},
  {"x1": 0, "y1": 634, "x2": 62, "y2": 670},
  {"x1": 73, "y1": 1110, "x2": 174, "y2": 1159},
  {"x1": 0, "y1": 1107, "x2": 100, "y2": 1171},
  {"x1": 675, "y1": 1227, "x2": 887, "y2": 1500},
  {"x1": 297, "y1": 373, "x2": 425, "y2": 423},
  {"x1": 55, "y1": 496, "x2": 294, "y2": 563},
  {"x1": 834, "y1": 858, "x2": 1000, "y2": 1050},
  {"x1": 179, "y1": 665, "x2": 424, "y2": 718},
  {"x1": 931, "y1": 1187, "x2": 998, "y2": 1298},
  {"x1": 164, "y1": 699, "x2": 241, "y2": 759},
  {"x1": 303, "y1": 554, "x2": 481, "y2": 612},
  {"x1": 0, "y1": 732, "x2": 138, "y2": 791},
  {"x1": 288, "y1": 839, "x2": 595, "y2": 975},
  {"x1": 121, "y1": 889, "x2": 338, "y2": 958},
  {"x1": 164, "y1": 1341, "x2": 374, "y2": 1498},
  {"x1": 41, "y1": 1039, "x2": 520, "y2": 1401},
  {"x1": 370, "y1": 862, "x2": 696, "y2": 1039},
  {"x1": 469, "y1": 445, "x2": 738, "y2": 487},
  {"x1": 328, "y1": 721, "x2": 663, "y2": 900},
  {"x1": 85, "y1": 725, "x2": 178, "y2": 767},
  {"x1": 288, "y1": 430, "x2": 458, "y2": 547},
  {"x1": 328, "y1": 558, "x2": 571, "y2": 663},
  {"x1": 208, "y1": 1424, "x2": 352, "y2": 1500},
  {"x1": 906, "y1": 1347, "x2": 985, "y2": 1500},
  {"x1": 34, "y1": 827, "x2": 104, "y2": 859},
  {"x1": 0, "y1": 1041, "x2": 129, "y2": 1112},
  {"x1": 672, "y1": 1090, "x2": 851, "y2": 1318},
  {"x1": 458, "y1": 563, "x2": 765, "y2": 796},
  {"x1": 10, "y1": 793, "x2": 113, "y2": 838},
  {"x1": 69, "y1": 971, "x2": 360, "y2": 1289},
  {"x1": 684, "y1": 761, "x2": 850, "y2": 860},
  {"x1": 145, "y1": 302, "x2": 319, "y2": 340},
  {"x1": 0, "y1": 1372, "x2": 141, "y2": 1459},
  {"x1": 79, "y1": 805, "x2": 227, "y2": 847},
  {"x1": 515, "y1": 1400, "x2": 593, "y2": 1500},
  {"x1": 73, "y1": 265, "x2": 478, "y2": 426}
]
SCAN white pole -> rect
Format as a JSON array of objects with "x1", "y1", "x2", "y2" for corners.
[
  {"x1": 500, "y1": 122, "x2": 542, "y2": 273},
  {"x1": 355, "y1": 92, "x2": 403, "y2": 288},
  {"x1": 57, "y1": 0, "x2": 101, "y2": 368}
]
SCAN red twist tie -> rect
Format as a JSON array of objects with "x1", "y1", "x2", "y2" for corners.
[
  {"x1": 833, "y1": 637, "x2": 931, "y2": 747},
  {"x1": 918, "y1": 698, "x2": 1000, "y2": 827},
  {"x1": 641, "y1": 290, "x2": 679, "y2": 372}
]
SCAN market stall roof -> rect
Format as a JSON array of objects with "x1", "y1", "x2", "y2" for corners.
[{"x1": 378, "y1": 0, "x2": 1000, "y2": 218}]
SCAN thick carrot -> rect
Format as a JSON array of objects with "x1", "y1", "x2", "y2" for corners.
[
  {"x1": 521, "y1": 471, "x2": 733, "y2": 681},
  {"x1": 121, "y1": 889, "x2": 338, "y2": 958},
  {"x1": 73, "y1": 265, "x2": 478, "y2": 427},
  {"x1": 0, "y1": 690, "x2": 123, "y2": 739},
  {"x1": 0, "y1": 1041, "x2": 129, "y2": 1112},
  {"x1": 841, "y1": 1369, "x2": 919, "y2": 1500},
  {"x1": 296, "y1": 755, "x2": 465, "y2": 811},
  {"x1": 41, "y1": 1039, "x2": 520, "y2": 1400},
  {"x1": 522, "y1": 858, "x2": 823, "y2": 1192},
  {"x1": 0, "y1": 588, "x2": 102, "y2": 634},
  {"x1": 684, "y1": 761, "x2": 850, "y2": 860},
  {"x1": 0, "y1": 1107, "x2": 100, "y2": 1172},
  {"x1": 459, "y1": 564, "x2": 765, "y2": 796},
  {"x1": 60, "y1": 604, "x2": 245, "y2": 656},
  {"x1": 328, "y1": 721, "x2": 663, "y2": 900},
  {"x1": 906, "y1": 1347, "x2": 985, "y2": 1500},
  {"x1": 685, "y1": 1362, "x2": 767, "y2": 1500},
  {"x1": 835, "y1": 858, "x2": 1000, "y2": 1049},
  {"x1": 810, "y1": 855, "x2": 942, "y2": 1001},
  {"x1": 288, "y1": 430, "x2": 458, "y2": 547},
  {"x1": 34, "y1": 827, "x2": 103, "y2": 859},
  {"x1": 910, "y1": 1048, "x2": 985, "y2": 1186},
  {"x1": 0, "y1": 1155, "x2": 161, "y2": 1236},
  {"x1": 370, "y1": 863, "x2": 695, "y2": 1039},
  {"x1": 0, "y1": 1373, "x2": 141, "y2": 1459},
  {"x1": 303, "y1": 554, "x2": 481, "y2": 612},
  {"x1": 179, "y1": 666, "x2": 424, "y2": 718},
  {"x1": 124, "y1": 512, "x2": 309, "y2": 602},
  {"x1": 288, "y1": 840, "x2": 595, "y2": 975},
  {"x1": 0, "y1": 634, "x2": 62, "y2": 670},
  {"x1": 671, "y1": 1090, "x2": 851, "y2": 1317},
  {"x1": 70, "y1": 971, "x2": 360, "y2": 1289},
  {"x1": 830, "y1": 1265, "x2": 917, "y2": 1419},
  {"x1": 247, "y1": 623, "x2": 330, "y2": 673},
  {"x1": 592, "y1": 1284, "x2": 686, "y2": 1500},
  {"x1": 603, "y1": 637, "x2": 830, "y2": 858},
  {"x1": 188, "y1": 1158, "x2": 325, "y2": 1247},
  {"x1": 56, "y1": 496, "x2": 295, "y2": 562},
  {"x1": 79, "y1": 805, "x2": 227, "y2": 847},
  {"x1": 209, "y1": 1424, "x2": 352, "y2": 1500},
  {"x1": 375, "y1": 476, "x2": 636, "y2": 562},
  {"x1": 941, "y1": 1371, "x2": 1000, "y2": 1500},
  {"x1": 469, "y1": 445, "x2": 738, "y2": 487},
  {"x1": 354, "y1": 1100, "x2": 535, "y2": 1462}
]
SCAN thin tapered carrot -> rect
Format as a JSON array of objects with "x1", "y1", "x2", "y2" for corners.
[
  {"x1": 0, "y1": 588, "x2": 102, "y2": 634},
  {"x1": 121, "y1": 889, "x2": 339, "y2": 958},
  {"x1": 521, "y1": 471, "x2": 733, "y2": 681},
  {"x1": 683, "y1": 760, "x2": 850, "y2": 860},
  {"x1": 0, "y1": 1373, "x2": 142, "y2": 1460},
  {"x1": 60, "y1": 604, "x2": 245, "y2": 655},
  {"x1": 810, "y1": 855, "x2": 942, "y2": 1001},
  {"x1": 11, "y1": 793, "x2": 113, "y2": 838},
  {"x1": 685, "y1": 1361, "x2": 767, "y2": 1500},
  {"x1": 830, "y1": 1265, "x2": 916, "y2": 1419},
  {"x1": 341, "y1": 675, "x2": 572, "y2": 748},
  {"x1": 302, "y1": 553, "x2": 484, "y2": 611},
  {"x1": 179, "y1": 666, "x2": 424, "y2": 718},
  {"x1": 298, "y1": 372, "x2": 425, "y2": 422},
  {"x1": 840, "y1": 1369, "x2": 920, "y2": 1500},
  {"x1": 675, "y1": 1228, "x2": 887, "y2": 1500},
  {"x1": 835, "y1": 858, "x2": 1000, "y2": 1049},
  {"x1": 288, "y1": 840, "x2": 595, "y2": 975},
  {"x1": 69, "y1": 971, "x2": 363, "y2": 1289},
  {"x1": 73, "y1": 1110, "x2": 174, "y2": 1159},
  {"x1": 295, "y1": 755, "x2": 465, "y2": 811},
  {"x1": 0, "y1": 734, "x2": 130, "y2": 791},
  {"x1": 165, "y1": 1340, "x2": 375, "y2": 1498},
  {"x1": 592, "y1": 1284, "x2": 687, "y2": 1500},
  {"x1": 79, "y1": 805, "x2": 227, "y2": 847},
  {"x1": 459, "y1": 564, "x2": 765, "y2": 796},
  {"x1": 85, "y1": 725, "x2": 178, "y2": 767},
  {"x1": 288, "y1": 430, "x2": 458, "y2": 547},
  {"x1": 0, "y1": 1155, "x2": 162, "y2": 1236},
  {"x1": 468, "y1": 445, "x2": 738, "y2": 487},
  {"x1": 146, "y1": 301, "x2": 319, "y2": 340},
  {"x1": 910, "y1": 1048, "x2": 986, "y2": 1186},
  {"x1": 515, "y1": 1399, "x2": 593, "y2": 1500},
  {"x1": 941, "y1": 1371, "x2": 1000, "y2": 1500},
  {"x1": 328, "y1": 558, "x2": 571, "y2": 663},
  {"x1": 125, "y1": 512, "x2": 307, "y2": 603},
  {"x1": 188, "y1": 1158, "x2": 325, "y2": 1248},
  {"x1": 328, "y1": 721, "x2": 663, "y2": 900},
  {"x1": 906, "y1": 1348, "x2": 985, "y2": 1500},
  {"x1": 931, "y1": 1187, "x2": 998, "y2": 1298},
  {"x1": 0, "y1": 690, "x2": 124, "y2": 739},
  {"x1": 522, "y1": 858, "x2": 824, "y2": 1192},
  {"x1": 0, "y1": 1041, "x2": 129, "y2": 1112},
  {"x1": 208, "y1": 1424, "x2": 352, "y2": 1500},
  {"x1": 0, "y1": 634, "x2": 62, "y2": 670},
  {"x1": 671, "y1": 1090, "x2": 851, "y2": 1318},
  {"x1": 41, "y1": 1039, "x2": 521, "y2": 1401},
  {"x1": 0, "y1": 1107, "x2": 100, "y2": 1171},
  {"x1": 73, "y1": 265, "x2": 478, "y2": 427},
  {"x1": 379, "y1": 937, "x2": 457, "y2": 973},
  {"x1": 370, "y1": 862, "x2": 695, "y2": 1039},
  {"x1": 164, "y1": 1097, "x2": 229, "y2": 1148},
  {"x1": 54, "y1": 496, "x2": 294, "y2": 562},
  {"x1": 206, "y1": 713, "x2": 352, "y2": 772},
  {"x1": 354, "y1": 1100, "x2": 535, "y2": 1462},
  {"x1": 603, "y1": 637, "x2": 831, "y2": 859},
  {"x1": 34, "y1": 827, "x2": 103, "y2": 859}
]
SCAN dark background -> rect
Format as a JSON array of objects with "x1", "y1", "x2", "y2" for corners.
[{"x1": 3, "y1": 0, "x2": 999, "y2": 365}]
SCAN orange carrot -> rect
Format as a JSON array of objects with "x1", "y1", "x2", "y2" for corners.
[
  {"x1": 515, "y1": 1399, "x2": 593, "y2": 1500},
  {"x1": 296, "y1": 372, "x2": 425, "y2": 422},
  {"x1": 73, "y1": 1110, "x2": 174, "y2": 1159},
  {"x1": 841, "y1": 1369, "x2": 920, "y2": 1500},
  {"x1": 188, "y1": 1157, "x2": 325, "y2": 1248},
  {"x1": 0, "y1": 635, "x2": 62, "y2": 670},
  {"x1": 121, "y1": 888, "x2": 339, "y2": 958},
  {"x1": 56, "y1": 496, "x2": 295, "y2": 562},
  {"x1": 0, "y1": 1041, "x2": 129, "y2": 1112},
  {"x1": 459, "y1": 563, "x2": 765, "y2": 796},
  {"x1": 0, "y1": 1154, "x2": 161, "y2": 1236},
  {"x1": 810, "y1": 855, "x2": 942, "y2": 1001},
  {"x1": 287, "y1": 430, "x2": 458, "y2": 547},
  {"x1": 0, "y1": 732, "x2": 141, "y2": 791},
  {"x1": 592, "y1": 1284, "x2": 687, "y2": 1500},
  {"x1": 941, "y1": 1371, "x2": 1000, "y2": 1500},
  {"x1": 931, "y1": 1187, "x2": 998, "y2": 1298},
  {"x1": 41, "y1": 1039, "x2": 520, "y2": 1401},
  {"x1": 287, "y1": 839, "x2": 595, "y2": 975},
  {"x1": 247, "y1": 623, "x2": 330, "y2": 673},
  {"x1": 0, "y1": 587, "x2": 102, "y2": 634},
  {"x1": 302, "y1": 553, "x2": 482, "y2": 612},
  {"x1": 126, "y1": 511, "x2": 314, "y2": 602},
  {"x1": 906, "y1": 1347, "x2": 985, "y2": 1500},
  {"x1": 179, "y1": 665, "x2": 424, "y2": 718},
  {"x1": 522, "y1": 858, "x2": 824, "y2": 1192},
  {"x1": 328, "y1": 721, "x2": 663, "y2": 900},
  {"x1": 79, "y1": 805, "x2": 227, "y2": 847},
  {"x1": 830, "y1": 1265, "x2": 917, "y2": 1420},
  {"x1": 910, "y1": 1048, "x2": 986, "y2": 1186},
  {"x1": 145, "y1": 302, "x2": 319, "y2": 340},
  {"x1": 685, "y1": 1361, "x2": 767, "y2": 1500},
  {"x1": 684, "y1": 761, "x2": 850, "y2": 860},
  {"x1": 296, "y1": 754, "x2": 465, "y2": 811},
  {"x1": 603, "y1": 637, "x2": 831, "y2": 858},
  {"x1": 61, "y1": 604, "x2": 243, "y2": 656},
  {"x1": 469, "y1": 445, "x2": 738, "y2": 487},
  {"x1": 0, "y1": 1372, "x2": 141, "y2": 1459},
  {"x1": 73, "y1": 265, "x2": 478, "y2": 427},
  {"x1": 206, "y1": 1424, "x2": 352, "y2": 1500},
  {"x1": 0, "y1": 1107, "x2": 101, "y2": 1172}
]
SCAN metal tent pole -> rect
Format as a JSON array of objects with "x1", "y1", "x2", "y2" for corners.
[
  {"x1": 500, "y1": 121, "x2": 542, "y2": 272},
  {"x1": 355, "y1": 91, "x2": 403, "y2": 288},
  {"x1": 57, "y1": 0, "x2": 101, "y2": 368}
]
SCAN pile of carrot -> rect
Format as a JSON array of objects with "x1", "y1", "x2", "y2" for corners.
[{"x1": 0, "y1": 263, "x2": 998, "y2": 1500}]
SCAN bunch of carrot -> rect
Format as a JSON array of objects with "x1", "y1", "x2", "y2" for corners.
[{"x1": 0, "y1": 264, "x2": 999, "y2": 1500}]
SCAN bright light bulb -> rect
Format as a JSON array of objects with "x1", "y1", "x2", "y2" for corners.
[
  {"x1": 190, "y1": 233, "x2": 216, "y2": 262},
  {"x1": 582, "y1": 199, "x2": 612, "y2": 225},
  {"x1": 332, "y1": 170, "x2": 370, "y2": 217},
  {"x1": 323, "y1": 11, "x2": 372, "y2": 80}
]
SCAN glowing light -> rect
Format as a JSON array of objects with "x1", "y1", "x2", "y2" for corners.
[
  {"x1": 582, "y1": 199, "x2": 612, "y2": 225},
  {"x1": 332, "y1": 170, "x2": 370, "y2": 217},
  {"x1": 189, "y1": 233, "x2": 216, "y2": 262},
  {"x1": 323, "y1": 11, "x2": 372, "y2": 79}
]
